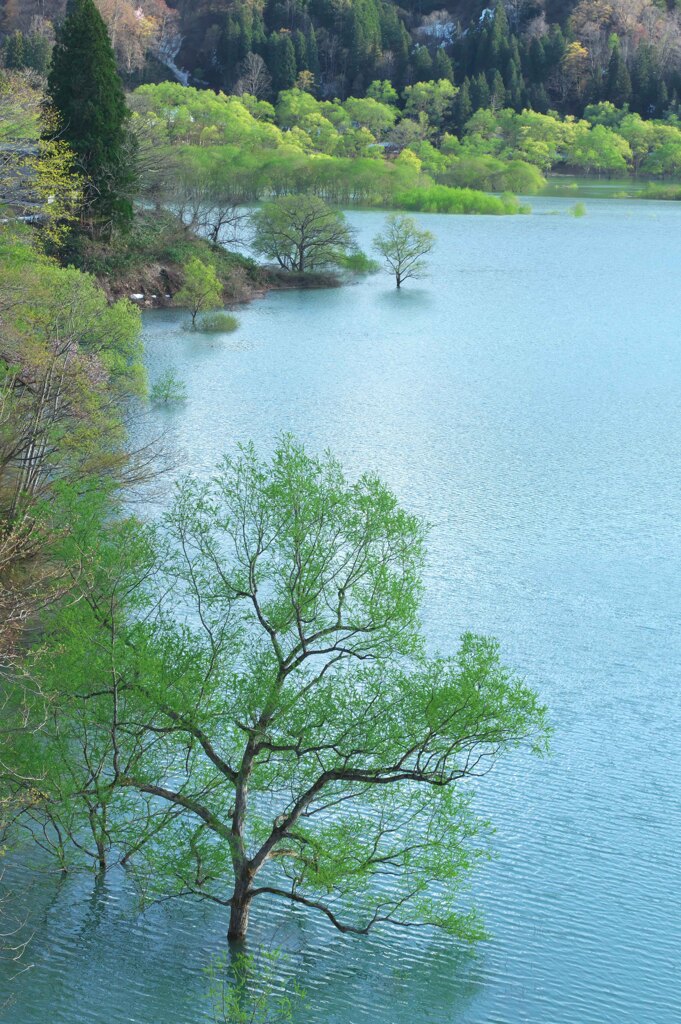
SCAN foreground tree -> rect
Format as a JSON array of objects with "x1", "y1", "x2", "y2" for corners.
[
  {"x1": 14, "y1": 439, "x2": 550, "y2": 942},
  {"x1": 250, "y1": 195, "x2": 356, "y2": 273},
  {"x1": 373, "y1": 214, "x2": 435, "y2": 288},
  {"x1": 47, "y1": 0, "x2": 134, "y2": 234},
  {"x1": 174, "y1": 256, "x2": 223, "y2": 328}
]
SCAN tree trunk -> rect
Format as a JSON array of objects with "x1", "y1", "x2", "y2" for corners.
[
  {"x1": 396, "y1": 272, "x2": 401, "y2": 288},
  {"x1": 228, "y1": 877, "x2": 252, "y2": 942}
]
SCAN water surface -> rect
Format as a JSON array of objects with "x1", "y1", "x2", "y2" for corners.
[{"x1": 3, "y1": 197, "x2": 681, "y2": 1023}]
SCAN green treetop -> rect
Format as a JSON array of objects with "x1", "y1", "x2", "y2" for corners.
[
  {"x1": 174, "y1": 257, "x2": 224, "y2": 328},
  {"x1": 7, "y1": 439, "x2": 550, "y2": 943}
]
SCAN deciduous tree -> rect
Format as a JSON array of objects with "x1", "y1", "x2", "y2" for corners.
[
  {"x1": 373, "y1": 213, "x2": 435, "y2": 287},
  {"x1": 250, "y1": 195, "x2": 356, "y2": 273},
  {"x1": 12, "y1": 439, "x2": 549, "y2": 943},
  {"x1": 175, "y1": 256, "x2": 223, "y2": 327}
]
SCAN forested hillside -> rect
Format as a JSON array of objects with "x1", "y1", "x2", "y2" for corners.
[{"x1": 2, "y1": 0, "x2": 681, "y2": 119}]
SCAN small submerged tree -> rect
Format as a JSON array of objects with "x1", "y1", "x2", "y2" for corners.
[
  {"x1": 175, "y1": 257, "x2": 223, "y2": 328},
  {"x1": 250, "y1": 196, "x2": 356, "y2": 273},
  {"x1": 373, "y1": 214, "x2": 435, "y2": 288},
  {"x1": 14, "y1": 439, "x2": 550, "y2": 944},
  {"x1": 150, "y1": 367, "x2": 187, "y2": 403}
]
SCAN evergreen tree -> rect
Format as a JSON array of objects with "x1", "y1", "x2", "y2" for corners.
[
  {"x1": 47, "y1": 0, "x2": 132, "y2": 233},
  {"x1": 632, "y1": 43, "x2": 655, "y2": 115},
  {"x1": 491, "y1": 69, "x2": 506, "y2": 109},
  {"x1": 529, "y1": 82, "x2": 550, "y2": 113},
  {"x1": 219, "y1": 16, "x2": 243, "y2": 82},
  {"x1": 412, "y1": 44, "x2": 433, "y2": 82},
  {"x1": 434, "y1": 47, "x2": 454, "y2": 83},
  {"x1": 3, "y1": 29, "x2": 25, "y2": 69},
  {"x1": 394, "y1": 24, "x2": 411, "y2": 91},
  {"x1": 453, "y1": 77, "x2": 472, "y2": 132},
  {"x1": 543, "y1": 25, "x2": 566, "y2": 75},
  {"x1": 505, "y1": 55, "x2": 523, "y2": 108},
  {"x1": 657, "y1": 79, "x2": 669, "y2": 116},
  {"x1": 606, "y1": 41, "x2": 632, "y2": 107},
  {"x1": 489, "y1": 2, "x2": 511, "y2": 68},
  {"x1": 470, "y1": 72, "x2": 491, "y2": 110},
  {"x1": 24, "y1": 32, "x2": 52, "y2": 75},
  {"x1": 527, "y1": 36, "x2": 545, "y2": 84},
  {"x1": 268, "y1": 32, "x2": 297, "y2": 94},
  {"x1": 348, "y1": 0, "x2": 381, "y2": 86},
  {"x1": 294, "y1": 29, "x2": 307, "y2": 70},
  {"x1": 306, "y1": 25, "x2": 320, "y2": 80}
]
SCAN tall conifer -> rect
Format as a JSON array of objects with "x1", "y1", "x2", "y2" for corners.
[{"x1": 47, "y1": 0, "x2": 133, "y2": 233}]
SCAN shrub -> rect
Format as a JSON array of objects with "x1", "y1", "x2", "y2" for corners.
[
  {"x1": 392, "y1": 185, "x2": 529, "y2": 215},
  {"x1": 150, "y1": 367, "x2": 187, "y2": 403},
  {"x1": 339, "y1": 251, "x2": 380, "y2": 273},
  {"x1": 198, "y1": 312, "x2": 239, "y2": 333}
]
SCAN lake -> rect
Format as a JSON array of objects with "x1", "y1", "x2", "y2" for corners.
[{"x1": 3, "y1": 196, "x2": 681, "y2": 1024}]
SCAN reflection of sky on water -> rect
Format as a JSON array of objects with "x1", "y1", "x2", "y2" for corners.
[{"x1": 4, "y1": 197, "x2": 681, "y2": 1023}]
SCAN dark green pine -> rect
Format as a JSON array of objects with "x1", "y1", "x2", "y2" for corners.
[{"x1": 47, "y1": 0, "x2": 133, "y2": 232}]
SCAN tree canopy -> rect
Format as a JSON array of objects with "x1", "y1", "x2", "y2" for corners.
[
  {"x1": 250, "y1": 195, "x2": 357, "y2": 273},
  {"x1": 373, "y1": 213, "x2": 435, "y2": 288},
  {"x1": 5, "y1": 438, "x2": 550, "y2": 942}
]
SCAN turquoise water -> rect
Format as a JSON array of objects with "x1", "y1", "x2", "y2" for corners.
[{"x1": 3, "y1": 197, "x2": 681, "y2": 1023}]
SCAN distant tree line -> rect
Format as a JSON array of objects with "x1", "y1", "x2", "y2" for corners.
[{"x1": 3, "y1": 0, "x2": 681, "y2": 121}]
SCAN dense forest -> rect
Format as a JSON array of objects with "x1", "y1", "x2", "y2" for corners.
[{"x1": 2, "y1": 0, "x2": 681, "y2": 119}]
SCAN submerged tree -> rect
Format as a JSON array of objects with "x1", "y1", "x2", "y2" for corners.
[
  {"x1": 47, "y1": 0, "x2": 134, "y2": 234},
  {"x1": 373, "y1": 214, "x2": 435, "y2": 288},
  {"x1": 150, "y1": 367, "x2": 187, "y2": 403},
  {"x1": 175, "y1": 256, "x2": 223, "y2": 328},
  {"x1": 13, "y1": 439, "x2": 550, "y2": 942},
  {"x1": 250, "y1": 196, "x2": 356, "y2": 273}
]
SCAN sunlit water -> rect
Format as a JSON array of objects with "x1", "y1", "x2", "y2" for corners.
[{"x1": 3, "y1": 197, "x2": 681, "y2": 1023}]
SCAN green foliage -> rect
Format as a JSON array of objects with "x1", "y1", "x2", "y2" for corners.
[
  {"x1": 175, "y1": 256, "x2": 223, "y2": 327},
  {"x1": 9, "y1": 437, "x2": 550, "y2": 941},
  {"x1": 250, "y1": 195, "x2": 357, "y2": 272},
  {"x1": 198, "y1": 312, "x2": 239, "y2": 333},
  {"x1": 47, "y1": 0, "x2": 133, "y2": 233},
  {"x1": 569, "y1": 202, "x2": 587, "y2": 217},
  {"x1": 150, "y1": 367, "x2": 187, "y2": 403},
  {"x1": 402, "y1": 79, "x2": 456, "y2": 130},
  {"x1": 393, "y1": 185, "x2": 528, "y2": 215},
  {"x1": 339, "y1": 251, "x2": 380, "y2": 273},
  {"x1": 373, "y1": 213, "x2": 435, "y2": 287},
  {"x1": 128, "y1": 86, "x2": 534, "y2": 217},
  {"x1": 0, "y1": 230, "x2": 145, "y2": 672},
  {"x1": 206, "y1": 950, "x2": 305, "y2": 1024},
  {"x1": 3, "y1": 30, "x2": 52, "y2": 75}
]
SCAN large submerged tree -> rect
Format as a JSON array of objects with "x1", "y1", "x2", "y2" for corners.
[{"x1": 10, "y1": 439, "x2": 549, "y2": 942}]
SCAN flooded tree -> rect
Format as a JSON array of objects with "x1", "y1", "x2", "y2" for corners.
[
  {"x1": 14, "y1": 439, "x2": 549, "y2": 942},
  {"x1": 373, "y1": 213, "x2": 435, "y2": 288},
  {"x1": 175, "y1": 256, "x2": 223, "y2": 327}
]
